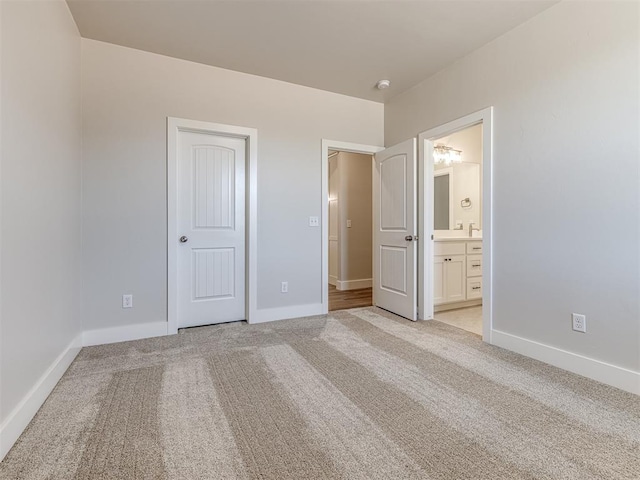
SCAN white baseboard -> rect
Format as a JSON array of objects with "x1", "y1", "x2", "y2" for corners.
[
  {"x1": 328, "y1": 275, "x2": 337, "y2": 286},
  {"x1": 0, "y1": 333, "x2": 83, "y2": 461},
  {"x1": 249, "y1": 303, "x2": 324, "y2": 324},
  {"x1": 491, "y1": 329, "x2": 640, "y2": 395},
  {"x1": 336, "y1": 278, "x2": 372, "y2": 291},
  {"x1": 82, "y1": 321, "x2": 168, "y2": 347}
]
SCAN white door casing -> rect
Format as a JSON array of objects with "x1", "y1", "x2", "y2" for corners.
[
  {"x1": 177, "y1": 131, "x2": 246, "y2": 328},
  {"x1": 321, "y1": 140, "x2": 384, "y2": 314},
  {"x1": 373, "y1": 138, "x2": 418, "y2": 321},
  {"x1": 418, "y1": 106, "x2": 493, "y2": 340},
  {"x1": 168, "y1": 118, "x2": 257, "y2": 334}
]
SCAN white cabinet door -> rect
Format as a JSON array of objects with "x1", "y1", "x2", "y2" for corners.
[
  {"x1": 434, "y1": 253, "x2": 466, "y2": 305},
  {"x1": 446, "y1": 255, "x2": 466, "y2": 303},
  {"x1": 433, "y1": 255, "x2": 445, "y2": 305},
  {"x1": 373, "y1": 138, "x2": 417, "y2": 320}
]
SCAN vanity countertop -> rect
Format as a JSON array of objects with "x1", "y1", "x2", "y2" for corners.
[{"x1": 434, "y1": 236, "x2": 482, "y2": 242}]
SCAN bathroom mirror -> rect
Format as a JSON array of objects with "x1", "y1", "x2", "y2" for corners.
[
  {"x1": 434, "y1": 169, "x2": 452, "y2": 230},
  {"x1": 434, "y1": 163, "x2": 481, "y2": 231}
]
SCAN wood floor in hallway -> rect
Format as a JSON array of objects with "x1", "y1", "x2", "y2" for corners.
[{"x1": 328, "y1": 284, "x2": 372, "y2": 311}]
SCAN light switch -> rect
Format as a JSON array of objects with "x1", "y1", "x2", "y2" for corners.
[
  {"x1": 309, "y1": 216, "x2": 319, "y2": 227},
  {"x1": 347, "y1": 220, "x2": 352, "y2": 228}
]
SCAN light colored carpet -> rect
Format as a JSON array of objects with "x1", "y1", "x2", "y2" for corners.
[{"x1": 1, "y1": 307, "x2": 639, "y2": 479}]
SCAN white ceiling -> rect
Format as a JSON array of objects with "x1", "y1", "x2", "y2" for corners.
[{"x1": 67, "y1": 0, "x2": 556, "y2": 102}]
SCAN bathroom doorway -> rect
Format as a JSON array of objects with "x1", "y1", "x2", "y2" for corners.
[
  {"x1": 418, "y1": 107, "x2": 493, "y2": 341},
  {"x1": 431, "y1": 123, "x2": 483, "y2": 335}
]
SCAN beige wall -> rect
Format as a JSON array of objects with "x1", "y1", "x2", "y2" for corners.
[
  {"x1": 338, "y1": 152, "x2": 373, "y2": 284},
  {"x1": 81, "y1": 39, "x2": 384, "y2": 330},
  {"x1": 328, "y1": 155, "x2": 339, "y2": 284},
  {"x1": 328, "y1": 152, "x2": 373, "y2": 287},
  {"x1": 1, "y1": 0, "x2": 82, "y2": 423},
  {"x1": 386, "y1": 2, "x2": 640, "y2": 371}
]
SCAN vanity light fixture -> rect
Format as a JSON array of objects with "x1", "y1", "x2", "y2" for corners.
[{"x1": 433, "y1": 145, "x2": 462, "y2": 165}]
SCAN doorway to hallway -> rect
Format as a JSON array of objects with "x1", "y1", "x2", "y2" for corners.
[
  {"x1": 321, "y1": 140, "x2": 383, "y2": 314},
  {"x1": 328, "y1": 284, "x2": 373, "y2": 311},
  {"x1": 327, "y1": 149, "x2": 374, "y2": 311}
]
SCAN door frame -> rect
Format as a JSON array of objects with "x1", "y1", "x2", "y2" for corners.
[
  {"x1": 417, "y1": 106, "x2": 493, "y2": 342},
  {"x1": 321, "y1": 140, "x2": 384, "y2": 314},
  {"x1": 167, "y1": 117, "x2": 258, "y2": 334}
]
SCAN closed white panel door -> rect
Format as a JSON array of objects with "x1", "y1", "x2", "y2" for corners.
[
  {"x1": 373, "y1": 138, "x2": 417, "y2": 320},
  {"x1": 177, "y1": 131, "x2": 245, "y2": 328}
]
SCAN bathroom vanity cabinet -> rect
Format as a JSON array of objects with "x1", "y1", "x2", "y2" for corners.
[{"x1": 434, "y1": 239, "x2": 482, "y2": 310}]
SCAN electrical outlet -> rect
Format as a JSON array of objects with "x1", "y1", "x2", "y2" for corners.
[
  {"x1": 346, "y1": 219, "x2": 352, "y2": 228},
  {"x1": 572, "y1": 313, "x2": 586, "y2": 333},
  {"x1": 281, "y1": 282, "x2": 288, "y2": 293},
  {"x1": 122, "y1": 294, "x2": 133, "y2": 309},
  {"x1": 309, "y1": 216, "x2": 319, "y2": 227}
]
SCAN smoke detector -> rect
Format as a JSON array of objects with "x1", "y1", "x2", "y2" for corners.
[{"x1": 376, "y1": 79, "x2": 391, "y2": 90}]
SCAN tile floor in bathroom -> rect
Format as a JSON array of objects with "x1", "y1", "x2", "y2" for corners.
[{"x1": 434, "y1": 306, "x2": 483, "y2": 336}]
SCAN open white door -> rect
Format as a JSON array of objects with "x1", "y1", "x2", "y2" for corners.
[{"x1": 373, "y1": 138, "x2": 417, "y2": 321}]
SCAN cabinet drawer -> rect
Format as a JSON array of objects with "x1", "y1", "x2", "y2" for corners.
[
  {"x1": 466, "y1": 242, "x2": 483, "y2": 254},
  {"x1": 434, "y1": 242, "x2": 465, "y2": 256},
  {"x1": 466, "y1": 277, "x2": 483, "y2": 300},
  {"x1": 466, "y1": 255, "x2": 482, "y2": 277}
]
